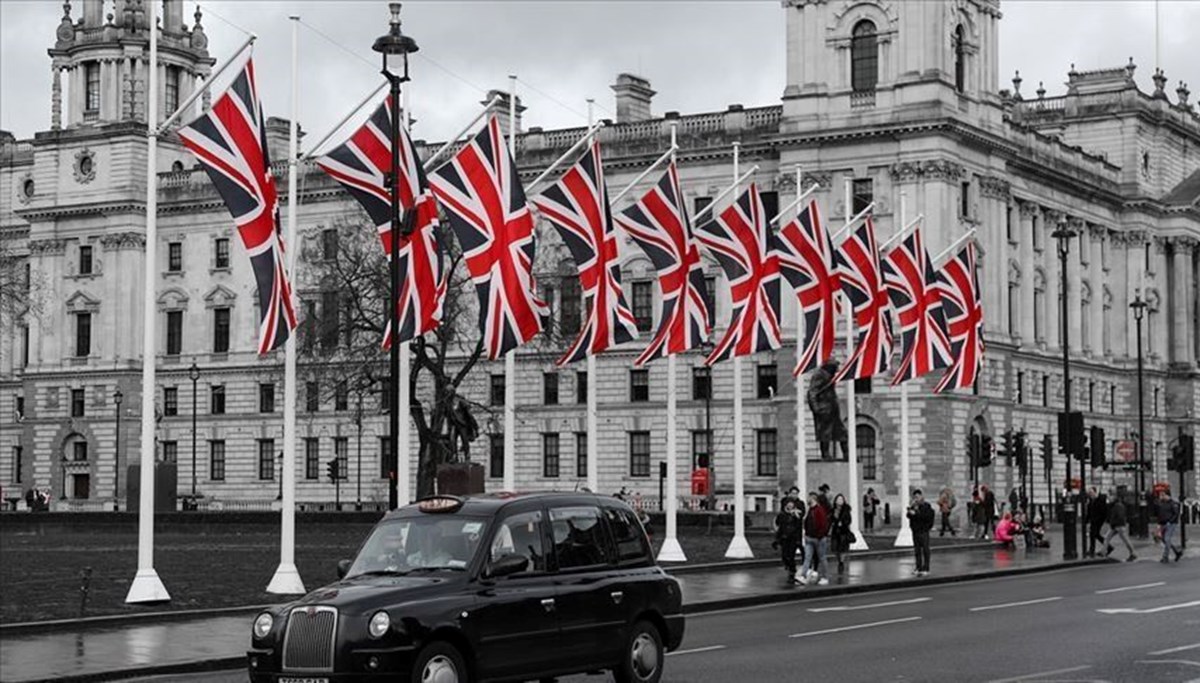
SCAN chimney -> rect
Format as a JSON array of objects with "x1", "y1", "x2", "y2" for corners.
[
  {"x1": 163, "y1": 0, "x2": 184, "y2": 32},
  {"x1": 482, "y1": 90, "x2": 525, "y2": 135},
  {"x1": 83, "y1": 0, "x2": 104, "y2": 26},
  {"x1": 264, "y1": 117, "x2": 302, "y2": 162},
  {"x1": 611, "y1": 73, "x2": 655, "y2": 123}
]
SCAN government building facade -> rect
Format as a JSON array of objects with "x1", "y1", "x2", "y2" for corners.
[{"x1": 2, "y1": 0, "x2": 1197, "y2": 515}]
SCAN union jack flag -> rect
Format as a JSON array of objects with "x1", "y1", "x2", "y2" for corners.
[
  {"x1": 882, "y1": 224, "x2": 953, "y2": 385},
  {"x1": 428, "y1": 115, "x2": 546, "y2": 360},
  {"x1": 933, "y1": 241, "x2": 985, "y2": 393},
  {"x1": 177, "y1": 59, "x2": 296, "y2": 355},
  {"x1": 614, "y1": 162, "x2": 712, "y2": 366},
  {"x1": 833, "y1": 214, "x2": 893, "y2": 382},
  {"x1": 531, "y1": 140, "x2": 638, "y2": 365},
  {"x1": 694, "y1": 183, "x2": 782, "y2": 364},
  {"x1": 315, "y1": 95, "x2": 445, "y2": 347},
  {"x1": 774, "y1": 199, "x2": 841, "y2": 376}
]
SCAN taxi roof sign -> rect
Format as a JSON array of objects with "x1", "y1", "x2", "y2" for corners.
[{"x1": 416, "y1": 495, "x2": 465, "y2": 513}]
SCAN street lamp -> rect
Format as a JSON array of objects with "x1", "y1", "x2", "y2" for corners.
[
  {"x1": 113, "y1": 389, "x2": 123, "y2": 511},
  {"x1": 1051, "y1": 218, "x2": 1079, "y2": 560},
  {"x1": 698, "y1": 342, "x2": 716, "y2": 511},
  {"x1": 188, "y1": 362, "x2": 200, "y2": 498},
  {"x1": 355, "y1": 387, "x2": 364, "y2": 511},
  {"x1": 373, "y1": 1, "x2": 419, "y2": 512},
  {"x1": 1130, "y1": 293, "x2": 1148, "y2": 537}
]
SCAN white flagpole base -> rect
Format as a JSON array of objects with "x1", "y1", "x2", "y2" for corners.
[
  {"x1": 125, "y1": 568, "x2": 170, "y2": 604},
  {"x1": 724, "y1": 534, "x2": 754, "y2": 559},
  {"x1": 893, "y1": 525, "x2": 914, "y2": 548},
  {"x1": 850, "y1": 533, "x2": 870, "y2": 552},
  {"x1": 267, "y1": 563, "x2": 307, "y2": 595},
  {"x1": 657, "y1": 537, "x2": 687, "y2": 563}
]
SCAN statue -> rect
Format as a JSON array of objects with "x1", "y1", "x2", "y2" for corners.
[
  {"x1": 446, "y1": 395, "x2": 479, "y2": 462},
  {"x1": 807, "y1": 358, "x2": 849, "y2": 461}
]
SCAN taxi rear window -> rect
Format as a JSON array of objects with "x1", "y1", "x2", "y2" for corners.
[{"x1": 603, "y1": 507, "x2": 651, "y2": 564}]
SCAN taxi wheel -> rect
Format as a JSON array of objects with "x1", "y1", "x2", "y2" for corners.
[
  {"x1": 411, "y1": 641, "x2": 468, "y2": 683},
  {"x1": 612, "y1": 620, "x2": 663, "y2": 683}
]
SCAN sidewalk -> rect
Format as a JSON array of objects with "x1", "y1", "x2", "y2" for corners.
[{"x1": 0, "y1": 527, "x2": 1156, "y2": 683}]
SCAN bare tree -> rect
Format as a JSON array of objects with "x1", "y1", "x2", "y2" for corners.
[{"x1": 0, "y1": 234, "x2": 45, "y2": 359}]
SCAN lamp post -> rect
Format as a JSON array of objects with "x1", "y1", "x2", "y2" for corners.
[
  {"x1": 1052, "y1": 218, "x2": 1078, "y2": 560},
  {"x1": 697, "y1": 341, "x2": 715, "y2": 511},
  {"x1": 113, "y1": 389, "x2": 123, "y2": 511},
  {"x1": 373, "y1": 2, "x2": 418, "y2": 511},
  {"x1": 355, "y1": 387, "x2": 364, "y2": 510},
  {"x1": 1130, "y1": 293, "x2": 1148, "y2": 537},
  {"x1": 188, "y1": 362, "x2": 200, "y2": 498}
]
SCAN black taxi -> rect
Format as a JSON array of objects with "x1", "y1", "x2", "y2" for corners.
[{"x1": 247, "y1": 492, "x2": 685, "y2": 683}]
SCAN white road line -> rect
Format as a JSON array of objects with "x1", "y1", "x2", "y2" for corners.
[
  {"x1": 808, "y1": 597, "x2": 931, "y2": 613},
  {"x1": 969, "y1": 596, "x2": 1062, "y2": 612},
  {"x1": 985, "y1": 665, "x2": 1092, "y2": 683},
  {"x1": 788, "y1": 615, "x2": 921, "y2": 639},
  {"x1": 1095, "y1": 582, "x2": 1166, "y2": 595},
  {"x1": 1136, "y1": 660, "x2": 1200, "y2": 668},
  {"x1": 667, "y1": 645, "x2": 727, "y2": 657},
  {"x1": 1097, "y1": 600, "x2": 1200, "y2": 615},
  {"x1": 1150, "y1": 643, "x2": 1200, "y2": 656}
]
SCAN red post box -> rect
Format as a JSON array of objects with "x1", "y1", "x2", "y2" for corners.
[{"x1": 690, "y1": 468, "x2": 709, "y2": 496}]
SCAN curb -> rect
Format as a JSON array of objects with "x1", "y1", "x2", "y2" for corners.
[
  {"x1": 664, "y1": 540, "x2": 996, "y2": 575},
  {"x1": 17, "y1": 656, "x2": 247, "y2": 683},
  {"x1": 0, "y1": 604, "x2": 271, "y2": 636}
]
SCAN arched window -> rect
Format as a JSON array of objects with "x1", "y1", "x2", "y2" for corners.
[
  {"x1": 851, "y1": 20, "x2": 878, "y2": 93},
  {"x1": 857, "y1": 424, "x2": 877, "y2": 480},
  {"x1": 954, "y1": 25, "x2": 966, "y2": 92}
]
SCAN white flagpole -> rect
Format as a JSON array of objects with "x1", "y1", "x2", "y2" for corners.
[
  {"x1": 503, "y1": 75, "x2": 517, "y2": 492},
  {"x1": 301, "y1": 82, "x2": 389, "y2": 160},
  {"x1": 794, "y1": 166, "x2": 808, "y2": 498},
  {"x1": 610, "y1": 145, "x2": 678, "y2": 205},
  {"x1": 658, "y1": 122, "x2": 687, "y2": 563},
  {"x1": 586, "y1": 98, "x2": 599, "y2": 495},
  {"x1": 398, "y1": 85, "x2": 412, "y2": 507},
  {"x1": 725, "y1": 141, "x2": 753, "y2": 559},
  {"x1": 844, "y1": 178, "x2": 868, "y2": 551},
  {"x1": 127, "y1": 0, "x2": 169, "y2": 604},
  {"x1": 894, "y1": 191, "x2": 913, "y2": 549},
  {"x1": 422, "y1": 94, "x2": 502, "y2": 173},
  {"x1": 268, "y1": 16, "x2": 306, "y2": 595}
]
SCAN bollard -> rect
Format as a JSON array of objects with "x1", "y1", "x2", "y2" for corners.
[
  {"x1": 883, "y1": 502, "x2": 891, "y2": 525},
  {"x1": 78, "y1": 566, "x2": 93, "y2": 618}
]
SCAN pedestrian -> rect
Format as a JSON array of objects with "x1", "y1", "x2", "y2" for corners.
[
  {"x1": 1102, "y1": 492, "x2": 1136, "y2": 562},
  {"x1": 817, "y1": 483, "x2": 832, "y2": 511},
  {"x1": 830, "y1": 494, "x2": 854, "y2": 574},
  {"x1": 773, "y1": 498, "x2": 805, "y2": 583},
  {"x1": 994, "y1": 512, "x2": 1017, "y2": 549},
  {"x1": 971, "y1": 488, "x2": 989, "y2": 539},
  {"x1": 907, "y1": 489, "x2": 935, "y2": 576},
  {"x1": 800, "y1": 492, "x2": 830, "y2": 586},
  {"x1": 937, "y1": 487, "x2": 957, "y2": 537},
  {"x1": 862, "y1": 488, "x2": 880, "y2": 532},
  {"x1": 1084, "y1": 487, "x2": 1108, "y2": 558},
  {"x1": 1008, "y1": 488, "x2": 1019, "y2": 516},
  {"x1": 1156, "y1": 490, "x2": 1184, "y2": 563},
  {"x1": 982, "y1": 485, "x2": 998, "y2": 538}
]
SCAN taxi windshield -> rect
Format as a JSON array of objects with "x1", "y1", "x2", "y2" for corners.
[{"x1": 346, "y1": 515, "x2": 488, "y2": 577}]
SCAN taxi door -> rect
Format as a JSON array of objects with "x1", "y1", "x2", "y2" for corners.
[{"x1": 548, "y1": 505, "x2": 628, "y2": 668}]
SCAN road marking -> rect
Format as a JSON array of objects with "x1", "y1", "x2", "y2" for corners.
[
  {"x1": 1150, "y1": 643, "x2": 1200, "y2": 656},
  {"x1": 667, "y1": 645, "x2": 726, "y2": 657},
  {"x1": 1136, "y1": 660, "x2": 1200, "y2": 668},
  {"x1": 788, "y1": 615, "x2": 921, "y2": 639},
  {"x1": 970, "y1": 596, "x2": 1062, "y2": 612},
  {"x1": 808, "y1": 597, "x2": 931, "y2": 612},
  {"x1": 1098, "y1": 600, "x2": 1200, "y2": 615},
  {"x1": 985, "y1": 665, "x2": 1092, "y2": 683},
  {"x1": 1095, "y1": 582, "x2": 1166, "y2": 595}
]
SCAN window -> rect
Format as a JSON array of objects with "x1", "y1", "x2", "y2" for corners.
[
  {"x1": 576, "y1": 371, "x2": 588, "y2": 404},
  {"x1": 168, "y1": 242, "x2": 182, "y2": 272},
  {"x1": 306, "y1": 381, "x2": 319, "y2": 412},
  {"x1": 1088, "y1": 381, "x2": 1095, "y2": 412},
  {"x1": 1008, "y1": 283, "x2": 1018, "y2": 335},
  {"x1": 163, "y1": 387, "x2": 178, "y2": 416},
  {"x1": 215, "y1": 238, "x2": 230, "y2": 269},
  {"x1": 210, "y1": 385, "x2": 226, "y2": 414},
  {"x1": 543, "y1": 373, "x2": 559, "y2": 405},
  {"x1": 757, "y1": 364, "x2": 777, "y2": 399},
  {"x1": 703, "y1": 275, "x2": 716, "y2": 322},
  {"x1": 629, "y1": 431, "x2": 651, "y2": 477},
  {"x1": 334, "y1": 437, "x2": 349, "y2": 480},
  {"x1": 1042, "y1": 375, "x2": 1050, "y2": 408},
  {"x1": 1153, "y1": 387, "x2": 1159, "y2": 417},
  {"x1": 322, "y1": 228, "x2": 338, "y2": 260},
  {"x1": 379, "y1": 438, "x2": 393, "y2": 479},
  {"x1": 851, "y1": 178, "x2": 873, "y2": 214},
  {"x1": 632, "y1": 281, "x2": 653, "y2": 332},
  {"x1": 692, "y1": 430, "x2": 712, "y2": 469},
  {"x1": 21, "y1": 324, "x2": 29, "y2": 367},
  {"x1": 490, "y1": 374, "x2": 505, "y2": 406},
  {"x1": 953, "y1": 25, "x2": 966, "y2": 93},
  {"x1": 756, "y1": 429, "x2": 778, "y2": 477},
  {"x1": 630, "y1": 369, "x2": 649, "y2": 402},
  {"x1": 85, "y1": 62, "x2": 100, "y2": 112},
  {"x1": 76, "y1": 312, "x2": 92, "y2": 357},
  {"x1": 604, "y1": 506, "x2": 652, "y2": 564},
  {"x1": 213, "y1": 307, "x2": 230, "y2": 353},
  {"x1": 73, "y1": 441, "x2": 88, "y2": 461},
  {"x1": 165, "y1": 310, "x2": 183, "y2": 356},
  {"x1": 380, "y1": 379, "x2": 392, "y2": 413},
  {"x1": 209, "y1": 440, "x2": 226, "y2": 481},
  {"x1": 850, "y1": 20, "x2": 878, "y2": 92},
  {"x1": 694, "y1": 196, "x2": 713, "y2": 218},
  {"x1": 161, "y1": 440, "x2": 177, "y2": 463},
  {"x1": 335, "y1": 381, "x2": 348, "y2": 411},
  {"x1": 165, "y1": 66, "x2": 180, "y2": 114},
  {"x1": 489, "y1": 434, "x2": 504, "y2": 479},
  {"x1": 560, "y1": 276, "x2": 582, "y2": 335},
  {"x1": 305, "y1": 438, "x2": 319, "y2": 480},
  {"x1": 693, "y1": 366, "x2": 712, "y2": 401},
  {"x1": 575, "y1": 432, "x2": 587, "y2": 478},
  {"x1": 543, "y1": 433, "x2": 560, "y2": 478},
  {"x1": 79, "y1": 245, "x2": 93, "y2": 275},
  {"x1": 1006, "y1": 206, "x2": 1015, "y2": 243},
  {"x1": 13, "y1": 446, "x2": 22, "y2": 483},
  {"x1": 1110, "y1": 385, "x2": 1116, "y2": 415},
  {"x1": 1016, "y1": 371, "x2": 1024, "y2": 404},
  {"x1": 858, "y1": 424, "x2": 877, "y2": 480},
  {"x1": 961, "y1": 182, "x2": 971, "y2": 219},
  {"x1": 71, "y1": 388, "x2": 86, "y2": 417},
  {"x1": 489, "y1": 510, "x2": 546, "y2": 573},
  {"x1": 16, "y1": 396, "x2": 24, "y2": 419},
  {"x1": 854, "y1": 377, "x2": 872, "y2": 395},
  {"x1": 1034, "y1": 287, "x2": 1045, "y2": 342},
  {"x1": 1032, "y1": 213, "x2": 1042, "y2": 251},
  {"x1": 259, "y1": 383, "x2": 275, "y2": 412},
  {"x1": 258, "y1": 439, "x2": 275, "y2": 480},
  {"x1": 550, "y1": 506, "x2": 612, "y2": 569},
  {"x1": 320, "y1": 291, "x2": 340, "y2": 352}
]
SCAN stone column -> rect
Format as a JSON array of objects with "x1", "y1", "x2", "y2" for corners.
[
  {"x1": 1017, "y1": 200, "x2": 1037, "y2": 346},
  {"x1": 51, "y1": 65, "x2": 63, "y2": 130},
  {"x1": 1066, "y1": 218, "x2": 1085, "y2": 360},
  {"x1": 1151, "y1": 236, "x2": 1170, "y2": 362},
  {"x1": 1170, "y1": 237, "x2": 1197, "y2": 366},
  {"x1": 1043, "y1": 208, "x2": 1061, "y2": 351},
  {"x1": 1087, "y1": 224, "x2": 1105, "y2": 356}
]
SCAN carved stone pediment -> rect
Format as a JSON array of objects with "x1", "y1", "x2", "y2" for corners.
[
  {"x1": 204, "y1": 284, "x2": 237, "y2": 308},
  {"x1": 66, "y1": 290, "x2": 101, "y2": 313}
]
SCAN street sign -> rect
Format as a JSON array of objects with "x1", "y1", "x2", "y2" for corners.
[{"x1": 1115, "y1": 440, "x2": 1136, "y2": 462}]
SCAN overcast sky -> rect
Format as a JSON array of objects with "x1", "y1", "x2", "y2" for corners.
[{"x1": 2, "y1": 1, "x2": 1197, "y2": 149}]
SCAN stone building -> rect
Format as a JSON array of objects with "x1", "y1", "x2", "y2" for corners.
[{"x1": 1, "y1": 0, "x2": 1197, "y2": 514}]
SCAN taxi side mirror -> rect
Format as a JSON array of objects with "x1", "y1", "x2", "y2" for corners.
[
  {"x1": 337, "y1": 559, "x2": 352, "y2": 579},
  {"x1": 484, "y1": 554, "x2": 529, "y2": 579}
]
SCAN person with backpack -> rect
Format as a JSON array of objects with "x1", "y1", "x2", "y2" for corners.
[
  {"x1": 800, "y1": 492, "x2": 830, "y2": 585},
  {"x1": 1156, "y1": 490, "x2": 1184, "y2": 563}
]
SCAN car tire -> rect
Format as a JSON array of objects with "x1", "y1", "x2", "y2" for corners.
[
  {"x1": 411, "y1": 640, "x2": 468, "y2": 683},
  {"x1": 612, "y1": 620, "x2": 664, "y2": 683}
]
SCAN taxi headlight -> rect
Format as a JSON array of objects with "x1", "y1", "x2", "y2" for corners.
[
  {"x1": 253, "y1": 612, "x2": 274, "y2": 639},
  {"x1": 368, "y1": 610, "x2": 391, "y2": 639}
]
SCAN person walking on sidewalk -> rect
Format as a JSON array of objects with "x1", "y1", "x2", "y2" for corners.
[
  {"x1": 773, "y1": 497, "x2": 806, "y2": 583},
  {"x1": 982, "y1": 485, "x2": 998, "y2": 539},
  {"x1": 800, "y1": 492, "x2": 830, "y2": 585},
  {"x1": 908, "y1": 489, "x2": 935, "y2": 576},
  {"x1": 1156, "y1": 490, "x2": 1184, "y2": 563},
  {"x1": 1103, "y1": 493, "x2": 1137, "y2": 562},
  {"x1": 1085, "y1": 487, "x2": 1108, "y2": 558},
  {"x1": 830, "y1": 494, "x2": 854, "y2": 574},
  {"x1": 863, "y1": 488, "x2": 880, "y2": 531},
  {"x1": 970, "y1": 487, "x2": 988, "y2": 539},
  {"x1": 938, "y1": 487, "x2": 957, "y2": 536}
]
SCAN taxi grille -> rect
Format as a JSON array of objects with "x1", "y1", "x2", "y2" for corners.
[{"x1": 282, "y1": 606, "x2": 337, "y2": 672}]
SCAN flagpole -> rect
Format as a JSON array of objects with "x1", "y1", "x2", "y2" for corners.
[
  {"x1": 770, "y1": 182, "x2": 822, "y2": 227},
  {"x1": 933, "y1": 228, "x2": 978, "y2": 265},
  {"x1": 526, "y1": 121, "x2": 605, "y2": 192},
  {"x1": 894, "y1": 190, "x2": 913, "y2": 549},
  {"x1": 692, "y1": 166, "x2": 758, "y2": 226},
  {"x1": 503, "y1": 74, "x2": 517, "y2": 492},
  {"x1": 301, "y1": 81, "x2": 389, "y2": 160},
  {"x1": 585, "y1": 99, "x2": 599, "y2": 495},
  {"x1": 879, "y1": 214, "x2": 924, "y2": 253},
  {"x1": 423, "y1": 94, "x2": 502, "y2": 173},
  {"x1": 397, "y1": 80, "x2": 412, "y2": 508},
  {"x1": 844, "y1": 178, "x2": 868, "y2": 552},
  {"x1": 832, "y1": 202, "x2": 876, "y2": 243},
  {"x1": 725, "y1": 141, "x2": 753, "y2": 559},
  {"x1": 156, "y1": 35, "x2": 255, "y2": 133},
  {"x1": 658, "y1": 122, "x2": 687, "y2": 563},
  {"x1": 268, "y1": 16, "x2": 306, "y2": 594},
  {"x1": 794, "y1": 166, "x2": 808, "y2": 498},
  {"x1": 127, "y1": 0, "x2": 169, "y2": 604}
]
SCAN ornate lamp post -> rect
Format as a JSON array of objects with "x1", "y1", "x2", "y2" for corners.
[
  {"x1": 113, "y1": 389, "x2": 123, "y2": 511},
  {"x1": 1052, "y1": 218, "x2": 1078, "y2": 560},
  {"x1": 1129, "y1": 293, "x2": 1148, "y2": 537},
  {"x1": 698, "y1": 343, "x2": 715, "y2": 512},
  {"x1": 188, "y1": 362, "x2": 200, "y2": 497},
  {"x1": 373, "y1": 2, "x2": 419, "y2": 511}
]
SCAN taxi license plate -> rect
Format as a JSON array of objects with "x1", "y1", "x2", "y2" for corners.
[{"x1": 279, "y1": 678, "x2": 329, "y2": 683}]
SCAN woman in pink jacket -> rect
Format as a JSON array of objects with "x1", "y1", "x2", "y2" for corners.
[{"x1": 994, "y1": 512, "x2": 1018, "y2": 548}]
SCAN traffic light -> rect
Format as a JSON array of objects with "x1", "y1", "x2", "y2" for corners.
[
  {"x1": 979, "y1": 434, "x2": 993, "y2": 468},
  {"x1": 1058, "y1": 411, "x2": 1084, "y2": 459},
  {"x1": 1001, "y1": 429, "x2": 1014, "y2": 466},
  {"x1": 1090, "y1": 426, "x2": 1106, "y2": 469},
  {"x1": 1015, "y1": 431, "x2": 1028, "y2": 475},
  {"x1": 1042, "y1": 434, "x2": 1053, "y2": 469},
  {"x1": 326, "y1": 458, "x2": 339, "y2": 482},
  {"x1": 1170, "y1": 435, "x2": 1195, "y2": 473}
]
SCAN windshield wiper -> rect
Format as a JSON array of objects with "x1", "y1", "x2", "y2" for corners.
[
  {"x1": 404, "y1": 565, "x2": 466, "y2": 573},
  {"x1": 349, "y1": 569, "x2": 409, "y2": 578}
]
